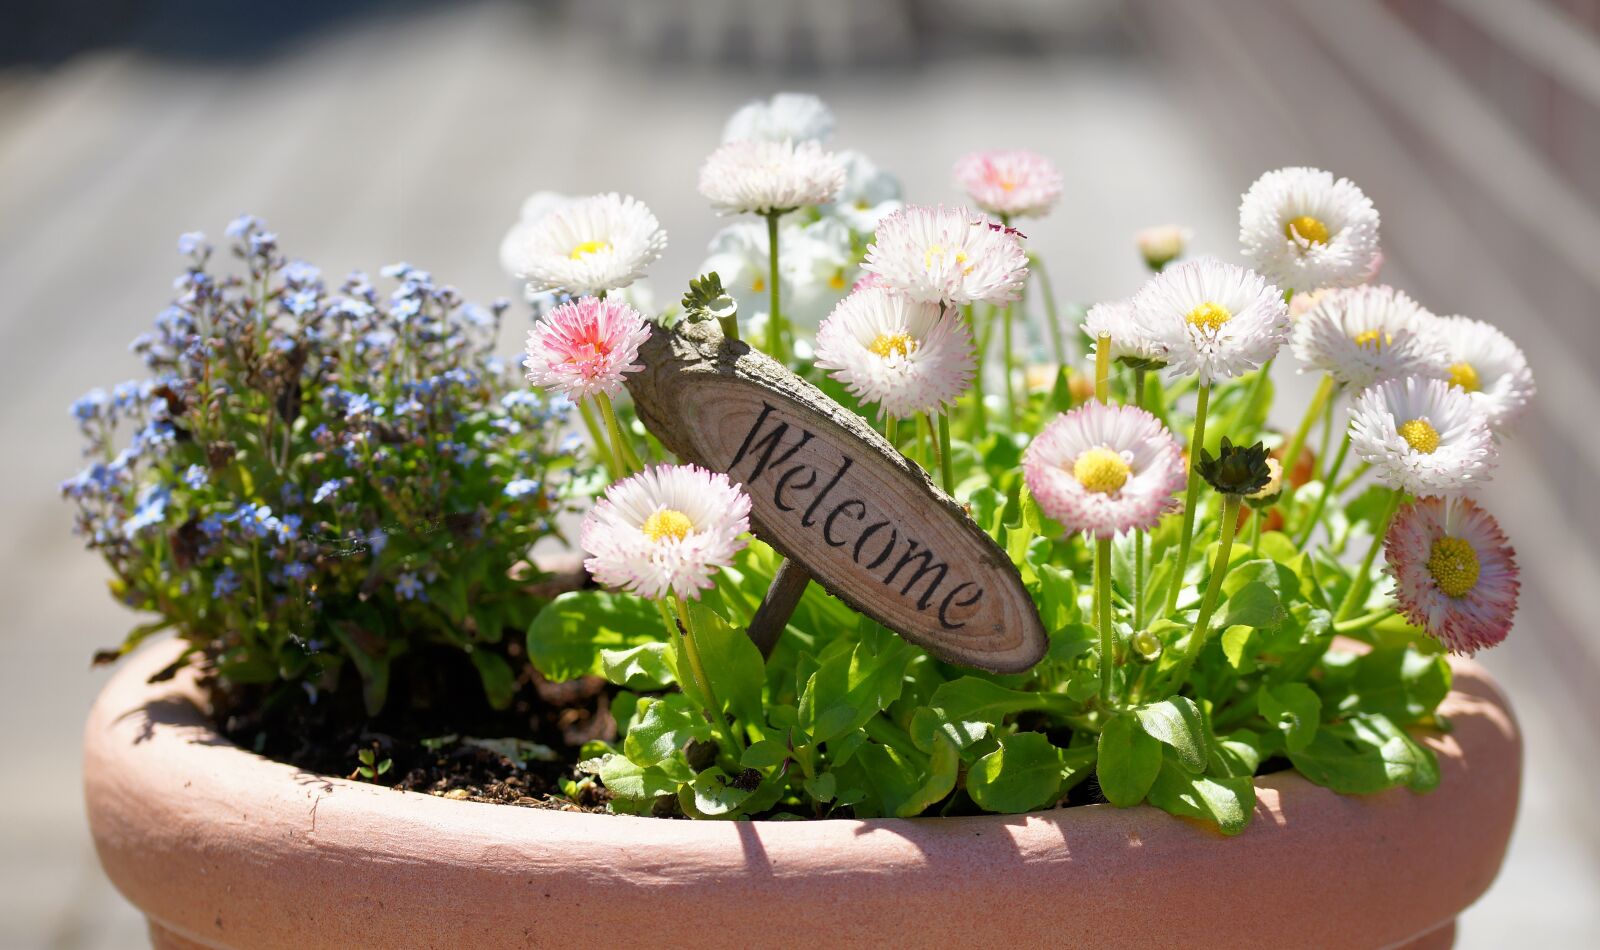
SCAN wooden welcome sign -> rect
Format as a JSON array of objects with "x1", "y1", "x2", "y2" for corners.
[{"x1": 625, "y1": 318, "x2": 1047, "y2": 673}]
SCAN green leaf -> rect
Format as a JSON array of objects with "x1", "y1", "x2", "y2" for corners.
[
  {"x1": 968, "y1": 733, "x2": 1066, "y2": 813},
  {"x1": 1288, "y1": 712, "x2": 1439, "y2": 794},
  {"x1": 1146, "y1": 758, "x2": 1256, "y2": 835},
  {"x1": 908, "y1": 706, "x2": 992, "y2": 756},
  {"x1": 1096, "y1": 714, "x2": 1162, "y2": 806},
  {"x1": 599, "y1": 642, "x2": 675, "y2": 690},
  {"x1": 525, "y1": 591, "x2": 662, "y2": 682},
  {"x1": 680, "y1": 767, "x2": 754, "y2": 818},
  {"x1": 835, "y1": 740, "x2": 925, "y2": 818},
  {"x1": 1221, "y1": 581, "x2": 1286, "y2": 631},
  {"x1": 1220, "y1": 625, "x2": 1254, "y2": 670},
  {"x1": 895, "y1": 733, "x2": 961, "y2": 817},
  {"x1": 468, "y1": 649, "x2": 516, "y2": 710},
  {"x1": 803, "y1": 771, "x2": 837, "y2": 803},
  {"x1": 798, "y1": 631, "x2": 916, "y2": 745},
  {"x1": 1258, "y1": 683, "x2": 1322, "y2": 754},
  {"x1": 592, "y1": 753, "x2": 680, "y2": 802},
  {"x1": 1336, "y1": 647, "x2": 1452, "y2": 724},
  {"x1": 686, "y1": 600, "x2": 766, "y2": 726},
  {"x1": 926, "y1": 677, "x2": 1068, "y2": 725},
  {"x1": 623, "y1": 695, "x2": 712, "y2": 768},
  {"x1": 1133, "y1": 697, "x2": 1209, "y2": 774},
  {"x1": 1212, "y1": 729, "x2": 1264, "y2": 778},
  {"x1": 741, "y1": 739, "x2": 789, "y2": 770}
]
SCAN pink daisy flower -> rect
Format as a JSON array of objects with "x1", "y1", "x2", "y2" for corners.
[
  {"x1": 814, "y1": 286, "x2": 975, "y2": 419},
  {"x1": 952, "y1": 149, "x2": 1063, "y2": 219},
  {"x1": 1384, "y1": 496, "x2": 1518, "y2": 654},
  {"x1": 1023, "y1": 401, "x2": 1187, "y2": 539},
  {"x1": 863, "y1": 205, "x2": 1029, "y2": 307},
  {"x1": 580, "y1": 464, "x2": 752, "y2": 601},
  {"x1": 524, "y1": 296, "x2": 651, "y2": 401}
]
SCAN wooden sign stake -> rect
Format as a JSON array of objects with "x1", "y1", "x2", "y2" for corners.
[{"x1": 624, "y1": 317, "x2": 1047, "y2": 673}]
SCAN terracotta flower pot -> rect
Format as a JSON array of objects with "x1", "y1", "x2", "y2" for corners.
[{"x1": 85, "y1": 640, "x2": 1520, "y2": 949}]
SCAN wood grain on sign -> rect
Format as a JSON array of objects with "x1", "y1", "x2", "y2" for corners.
[{"x1": 625, "y1": 318, "x2": 1047, "y2": 673}]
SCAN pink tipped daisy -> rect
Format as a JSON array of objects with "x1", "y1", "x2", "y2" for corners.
[
  {"x1": 1385, "y1": 496, "x2": 1518, "y2": 654},
  {"x1": 524, "y1": 296, "x2": 651, "y2": 401},
  {"x1": 814, "y1": 287, "x2": 974, "y2": 419},
  {"x1": 1348, "y1": 376, "x2": 1496, "y2": 496},
  {"x1": 579, "y1": 464, "x2": 752, "y2": 602},
  {"x1": 1290, "y1": 285, "x2": 1449, "y2": 390},
  {"x1": 952, "y1": 149, "x2": 1063, "y2": 219},
  {"x1": 863, "y1": 205, "x2": 1029, "y2": 307},
  {"x1": 698, "y1": 138, "x2": 846, "y2": 216},
  {"x1": 1023, "y1": 401, "x2": 1187, "y2": 539}
]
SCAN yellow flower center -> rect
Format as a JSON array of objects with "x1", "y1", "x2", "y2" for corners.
[
  {"x1": 1398, "y1": 418, "x2": 1441, "y2": 454},
  {"x1": 924, "y1": 244, "x2": 972, "y2": 274},
  {"x1": 1353, "y1": 329, "x2": 1393, "y2": 350},
  {"x1": 1426, "y1": 536, "x2": 1480, "y2": 598},
  {"x1": 1285, "y1": 215, "x2": 1330, "y2": 244},
  {"x1": 869, "y1": 332, "x2": 915, "y2": 358},
  {"x1": 1449, "y1": 361, "x2": 1481, "y2": 392},
  {"x1": 1185, "y1": 302, "x2": 1232, "y2": 333},
  {"x1": 751, "y1": 274, "x2": 766, "y2": 293},
  {"x1": 641, "y1": 508, "x2": 693, "y2": 542},
  {"x1": 569, "y1": 240, "x2": 612, "y2": 260},
  {"x1": 829, "y1": 269, "x2": 848, "y2": 291},
  {"x1": 1072, "y1": 447, "x2": 1131, "y2": 495}
]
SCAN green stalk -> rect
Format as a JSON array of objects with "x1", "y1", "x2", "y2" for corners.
[
  {"x1": 1096, "y1": 537, "x2": 1116, "y2": 710},
  {"x1": 1170, "y1": 493, "x2": 1242, "y2": 687},
  {"x1": 1164, "y1": 383, "x2": 1212, "y2": 616},
  {"x1": 1132, "y1": 365, "x2": 1148, "y2": 632},
  {"x1": 577, "y1": 399, "x2": 618, "y2": 479},
  {"x1": 594, "y1": 391, "x2": 641, "y2": 475},
  {"x1": 935, "y1": 412, "x2": 955, "y2": 494},
  {"x1": 1094, "y1": 333, "x2": 1112, "y2": 404},
  {"x1": 673, "y1": 596, "x2": 744, "y2": 753},
  {"x1": 884, "y1": 414, "x2": 899, "y2": 448},
  {"x1": 1002, "y1": 300, "x2": 1019, "y2": 427},
  {"x1": 1335, "y1": 489, "x2": 1403, "y2": 621},
  {"x1": 1031, "y1": 254, "x2": 1067, "y2": 367},
  {"x1": 1294, "y1": 432, "x2": 1352, "y2": 547},
  {"x1": 1281, "y1": 375, "x2": 1334, "y2": 496},
  {"x1": 765, "y1": 211, "x2": 784, "y2": 365}
]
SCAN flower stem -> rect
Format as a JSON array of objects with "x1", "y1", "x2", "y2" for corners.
[
  {"x1": 718, "y1": 313, "x2": 740, "y2": 342},
  {"x1": 1002, "y1": 300, "x2": 1019, "y2": 427},
  {"x1": 884, "y1": 414, "x2": 899, "y2": 448},
  {"x1": 594, "y1": 391, "x2": 641, "y2": 475},
  {"x1": 1336, "y1": 489, "x2": 1403, "y2": 622},
  {"x1": 577, "y1": 398, "x2": 618, "y2": 479},
  {"x1": 1031, "y1": 254, "x2": 1066, "y2": 367},
  {"x1": 765, "y1": 212, "x2": 784, "y2": 365},
  {"x1": 1281, "y1": 375, "x2": 1334, "y2": 495},
  {"x1": 1171, "y1": 492, "x2": 1242, "y2": 687},
  {"x1": 1164, "y1": 383, "x2": 1212, "y2": 616},
  {"x1": 1096, "y1": 536, "x2": 1116, "y2": 709},
  {"x1": 672, "y1": 596, "x2": 743, "y2": 754},
  {"x1": 1133, "y1": 366, "x2": 1148, "y2": 631},
  {"x1": 1294, "y1": 431, "x2": 1352, "y2": 547},
  {"x1": 935, "y1": 412, "x2": 955, "y2": 494},
  {"x1": 1094, "y1": 333, "x2": 1112, "y2": 404}
]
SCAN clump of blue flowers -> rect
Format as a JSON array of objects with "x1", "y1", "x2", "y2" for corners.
[{"x1": 63, "y1": 217, "x2": 582, "y2": 714}]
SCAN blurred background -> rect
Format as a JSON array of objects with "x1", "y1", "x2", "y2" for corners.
[{"x1": 3, "y1": 0, "x2": 1598, "y2": 945}]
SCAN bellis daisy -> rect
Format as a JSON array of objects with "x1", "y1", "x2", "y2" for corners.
[
  {"x1": 579, "y1": 464, "x2": 752, "y2": 601},
  {"x1": 1348, "y1": 376, "x2": 1496, "y2": 495},
  {"x1": 502, "y1": 193, "x2": 667, "y2": 298},
  {"x1": 1135, "y1": 225, "x2": 1192, "y2": 271},
  {"x1": 498, "y1": 191, "x2": 574, "y2": 278},
  {"x1": 1384, "y1": 496, "x2": 1518, "y2": 654},
  {"x1": 1131, "y1": 257, "x2": 1290, "y2": 385},
  {"x1": 1023, "y1": 401, "x2": 1187, "y2": 539},
  {"x1": 721, "y1": 92, "x2": 835, "y2": 144},
  {"x1": 1082, "y1": 299, "x2": 1166, "y2": 367},
  {"x1": 1290, "y1": 285, "x2": 1449, "y2": 389},
  {"x1": 1429, "y1": 315, "x2": 1536, "y2": 432},
  {"x1": 524, "y1": 297, "x2": 651, "y2": 401},
  {"x1": 1239, "y1": 166, "x2": 1381, "y2": 293},
  {"x1": 952, "y1": 149, "x2": 1063, "y2": 219},
  {"x1": 814, "y1": 287, "x2": 975, "y2": 419},
  {"x1": 824, "y1": 150, "x2": 904, "y2": 234},
  {"x1": 698, "y1": 139, "x2": 846, "y2": 216},
  {"x1": 863, "y1": 205, "x2": 1029, "y2": 306}
]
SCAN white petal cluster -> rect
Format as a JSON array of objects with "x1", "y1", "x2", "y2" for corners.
[
  {"x1": 699, "y1": 217, "x2": 856, "y2": 329},
  {"x1": 1291, "y1": 285, "x2": 1449, "y2": 389},
  {"x1": 501, "y1": 193, "x2": 667, "y2": 298},
  {"x1": 698, "y1": 139, "x2": 846, "y2": 216},
  {"x1": 1429, "y1": 315, "x2": 1535, "y2": 433},
  {"x1": 814, "y1": 287, "x2": 975, "y2": 419},
  {"x1": 824, "y1": 150, "x2": 904, "y2": 234},
  {"x1": 1131, "y1": 257, "x2": 1290, "y2": 385},
  {"x1": 1348, "y1": 376, "x2": 1496, "y2": 495},
  {"x1": 862, "y1": 205, "x2": 1029, "y2": 307},
  {"x1": 1023, "y1": 401, "x2": 1187, "y2": 539},
  {"x1": 1239, "y1": 166, "x2": 1381, "y2": 293},
  {"x1": 722, "y1": 92, "x2": 835, "y2": 144},
  {"x1": 580, "y1": 464, "x2": 752, "y2": 602},
  {"x1": 1082, "y1": 299, "x2": 1166, "y2": 366}
]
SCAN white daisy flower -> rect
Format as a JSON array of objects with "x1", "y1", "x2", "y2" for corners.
[
  {"x1": 1023, "y1": 401, "x2": 1187, "y2": 539},
  {"x1": 721, "y1": 92, "x2": 835, "y2": 144},
  {"x1": 498, "y1": 191, "x2": 575, "y2": 278},
  {"x1": 699, "y1": 218, "x2": 855, "y2": 329},
  {"x1": 580, "y1": 464, "x2": 752, "y2": 602},
  {"x1": 1082, "y1": 298, "x2": 1167, "y2": 367},
  {"x1": 1131, "y1": 257, "x2": 1290, "y2": 385},
  {"x1": 1239, "y1": 166, "x2": 1381, "y2": 293},
  {"x1": 698, "y1": 139, "x2": 846, "y2": 216},
  {"x1": 951, "y1": 149, "x2": 1063, "y2": 219},
  {"x1": 862, "y1": 205, "x2": 1029, "y2": 307},
  {"x1": 823, "y1": 150, "x2": 904, "y2": 234},
  {"x1": 502, "y1": 193, "x2": 667, "y2": 299},
  {"x1": 1348, "y1": 376, "x2": 1497, "y2": 495},
  {"x1": 1429, "y1": 315, "x2": 1536, "y2": 432},
  {"x1": 814, "y1": 287, "x2": 974, "y2": 419},
  {"x1": 1135, "y1": 224, "x2": 1192, "y2": 272},
  {"x1": 1290, "y1": 285, "x2": 1449, "y2": 389},
  {"x1": 1385, "y1": 496, "x2": 1518, "y2": 654}
]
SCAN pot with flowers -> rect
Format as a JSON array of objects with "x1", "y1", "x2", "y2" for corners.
[{"x1": 81, "y1": 95, "x2": 1521, "y2": 949}]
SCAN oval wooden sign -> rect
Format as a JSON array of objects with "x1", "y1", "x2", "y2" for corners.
[{"x1": 625, "y1": 318, "x2": 1047, "y2": 673}]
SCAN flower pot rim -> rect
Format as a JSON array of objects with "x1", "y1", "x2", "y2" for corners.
[{"x1": 85, "y1": 639, "x2": 1521, "y2": 949}]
